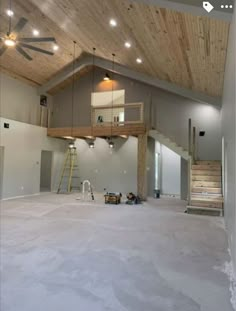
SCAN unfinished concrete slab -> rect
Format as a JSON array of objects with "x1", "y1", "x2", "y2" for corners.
[{"x1": 0, "y1": 194, "x2": 234, "y2": 311}]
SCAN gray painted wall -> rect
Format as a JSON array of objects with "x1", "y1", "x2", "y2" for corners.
[
  {"x1": 52, "y1": 67, "x2": 222, "y2": 160},
  {"x1": 161, "y1": 145, "x2": 181, "y2": 196},
  {"x1": 75, "y1": 137, "x2": 138, "y2": 194},
  {"x1": 221, "y1": 8, "x2": 236, "y2": 275},
  {"x1": 0, "y1": 73, "x2": 49, "y2": 127},
  {"x1": 0, "y1": 117, "x2": 67, "y2": 199}
]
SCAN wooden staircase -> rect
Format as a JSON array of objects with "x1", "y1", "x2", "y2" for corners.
[{"x1": 187, "y1": 161, "x2": 224, "y2": 216}]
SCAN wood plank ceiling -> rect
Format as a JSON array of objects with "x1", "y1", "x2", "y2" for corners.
[{"x1": 0, "y1": 0, "x2": 230, "y2": 96}]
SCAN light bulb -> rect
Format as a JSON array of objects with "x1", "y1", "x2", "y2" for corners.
[
  {"x1": 33, "y1": 29, "x2": 39, "y2": 36},
  {"x1": 125, "y1": 42, "x2": 131, "y2": 48},
  {"x1": 4, "y1": 38, "x2": 15, "y2": 47},
  {"x1": 109, "y1": 19, "x2": 117, "y2": 27}
]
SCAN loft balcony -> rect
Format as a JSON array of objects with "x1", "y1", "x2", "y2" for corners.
[{"x1": 47, "y1": 102, "x2": 146, "y2": 139}]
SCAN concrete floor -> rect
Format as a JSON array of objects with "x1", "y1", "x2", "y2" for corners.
[{"x1": 0, "y1": 193, "x2": 234, "y2": 311}]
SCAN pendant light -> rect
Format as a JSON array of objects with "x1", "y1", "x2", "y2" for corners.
[
  {"x1": 109, "y1": 53, "x2": 115, "y2": 149},
  {"x1": 70, "y1": 40, "x2": 76, "y2": 146},
  {"x1": 103, "y1": 73, "x2": 111, "y2": 81},
  {"x1": 89, "y1": 47, "x2": 96, "y2": 149}
]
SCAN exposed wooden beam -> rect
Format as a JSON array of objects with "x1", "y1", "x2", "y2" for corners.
[
  {"x1": 38, "y1": 54, "x2": 222, "y2": 106},
  {"x1": 47, "y1": 124, "x2": 146, "y2": 138},
  {"x1": 130, "y1": 0, "x2": 233, "y2": 21},
  {"x1": 137, "y1": 133, "x2": 148, "y2": 200}
]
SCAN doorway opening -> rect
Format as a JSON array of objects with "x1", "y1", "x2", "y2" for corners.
[{"x1": 40, "y1": 150, "x2": 53, "y2": 192}]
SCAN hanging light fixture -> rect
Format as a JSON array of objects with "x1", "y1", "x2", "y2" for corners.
[
  {"x1": 109, "y1": 140, "x2": 114, "y2": 149},
  {"x1": 89, "y1": 47, "x2": 96, "y2": 149},
  {"x1": 69, "y1": 141, "x2": 75, "y2": 149},
  {"x1": 109, "y1": 53, "x2": 115, "y2": 148},
  {"x1": 103, "y1": 73, "x2": 111, "y2": 81},
  {"x1": 89, "y1": 141, "x2": 95, "y2": 148},
  {"x1": 70, "y1": 41, "x2": 76, "y2": 142}
]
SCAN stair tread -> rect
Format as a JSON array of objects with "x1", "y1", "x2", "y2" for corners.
[
  {"x1": 191, "y1": 197, "x2": 223, "y2": 202},
  {"x1": 192, "y1": 165, "x2": 221, "y2": 170},
  {"x1": 192, "y1": 170, "x2": 221, "y2": 176},
  {"x1": 187, "y1": 205, "x2": 222, "y2": 211},
  {"x1": 192, "y1": 176, "x2": 222, "y2": 181},
  {"x1": 187, "y1": 206, "x2": 222, "y2": 216},
  {"x1": 195, "y1": 161, "x2": 221, "y2": 165}
]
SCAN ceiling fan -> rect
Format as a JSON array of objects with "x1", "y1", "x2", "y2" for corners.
[{"x1": 0, "y1": 16, "x2": 56, "y2": 61}]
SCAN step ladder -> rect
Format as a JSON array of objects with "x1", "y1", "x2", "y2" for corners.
[
  {"x1": 82, "y1": 180, "x2": 95, "y2": 201},
  {"x1": 57, "y1": 146, "x2": 80, "y2": 194}
]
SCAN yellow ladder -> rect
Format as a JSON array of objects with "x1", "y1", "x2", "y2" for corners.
[{"x1": 57, "y1": 146, "x2": 80, "y2": 194}]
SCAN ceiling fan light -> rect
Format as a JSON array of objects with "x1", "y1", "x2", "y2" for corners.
[
  {"x1": 4, "y1": 38, "x2": 16, "y2": 47},
  {"x1": 53, "y1": 44, "x2": 59, "y2": 51}
]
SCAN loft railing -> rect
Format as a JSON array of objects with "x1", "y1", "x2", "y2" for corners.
[{"x1": 91, "y1": 102, "x2": 144, "y2": 126}]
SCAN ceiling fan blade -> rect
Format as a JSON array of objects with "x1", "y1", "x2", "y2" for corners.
[
  {"x1": 19, "y1": 43, "x2": 54, "y2": 55},
  {"x1": 16, "y1": 45, "x2": 32, "y2": 61},
  {"x1": 0, "y1": 45, "x2": 8, "y2": 56},
  {"x1": 18, "y1": 37, "x2": 56, "y2": 43},
  {"x1": 12, "y1": 17, "x2": 28, "y2": 35}
]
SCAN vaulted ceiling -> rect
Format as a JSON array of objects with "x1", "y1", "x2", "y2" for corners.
[{"x1": 0, "y1": 0, "x2": 231, "y2": 98}]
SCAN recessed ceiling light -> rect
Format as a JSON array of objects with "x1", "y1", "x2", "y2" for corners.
[
  {"x1": 6, "y1": 9, "x2": 14, "y2": 16},
  {"x1": 125, "y1": 41, "x2": 131, "y2": 48},
  {"x1": 136, "y1": 58, "x2": 142, "y2": 64},
  {"x1": 109, "y1": 19, "x2": 117, "y2": 27},
  {"x1": 32, "y1": 29, "x2": 39, "y2": 36},
  {"x1": 53, "y1": 44, "x2": 59, "y2": 51}
]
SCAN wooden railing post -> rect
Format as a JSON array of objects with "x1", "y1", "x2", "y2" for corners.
[
  {"x1": 188, "y1": 118, "x2": 192, "y2": 157},
  {"x1": 187, "y1": 118, "x2": 192, "y2": 206},
  {"x1": 137, "y1": 132, "x2": 148, "y2": 201},
  {"x1": 188, "y1": 157, "x2": 192, "y2": 206},
  {"x1": 192, "y1": 126, "x2": 196, "y2": 163}
]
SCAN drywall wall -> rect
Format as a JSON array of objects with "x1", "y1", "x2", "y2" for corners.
[
  {"x1": 52, "y1": 67, "x2": 222, "y2": 160},
  {"x1": 75, "y1": 137, "x2": 138, "y2": 194},
  {"x1": 221, "y1": 8, "x2": 236, "y2": 275},
  {"x1": 161, "y1": 145, "x2": 181, "y2": 196},
  {"x1": 0, "y1": 72, "x2": 49, "y2": 127},
  {"x1": 0, "y1": 117, "x2": 67, "y2": 199}
]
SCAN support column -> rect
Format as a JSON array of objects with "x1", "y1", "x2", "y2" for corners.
[{"x1": 137, "y1": 133, "x2": 148, "y2": 200}]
